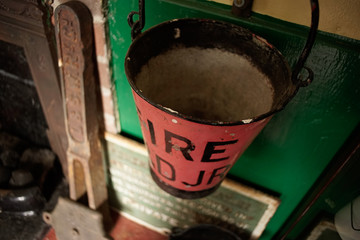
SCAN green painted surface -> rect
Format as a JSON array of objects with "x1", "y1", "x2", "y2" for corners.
[
  {"x1": 277, "y1": 127, "x2": 360, "y2": 239},
  {"x1": 107, "y1": 0, "x2": 360, "y2": 239}
]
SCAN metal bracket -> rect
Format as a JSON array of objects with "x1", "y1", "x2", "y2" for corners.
[
  {"x1": 231, "y1": 0, "x2": 254, "y2": 18},
  {"x1": 43, "y1": 197, "x2": 110, "y2": 240}
]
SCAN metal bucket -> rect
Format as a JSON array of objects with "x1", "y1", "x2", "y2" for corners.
[{"x1": 125, "y1": 2, "x2": 318, "y2": 199}]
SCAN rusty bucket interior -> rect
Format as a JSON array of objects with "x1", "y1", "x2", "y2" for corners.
[{"x1": 125, "y1": 19, "x2": 298, "y2": 125}]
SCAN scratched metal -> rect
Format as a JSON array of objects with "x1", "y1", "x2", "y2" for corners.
[
  {"x1": 54, "y1": 0, "x2": 108, "y2": 213},
  {"x1": 43, "y1": 198, "x2": 109, "y2": 240},
  {"x1": 0, "y1": 0, "x2": 69, "y2": 179}
]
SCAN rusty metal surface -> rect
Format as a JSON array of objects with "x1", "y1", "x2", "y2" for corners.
[
  {"x1": 44, "y1": 2, "x2": 112, "y2": 239},
  {"x1": 0, "y1": 0, "x2": 69, "y2": 179},
  {"x1": 43, "y1": 197, "x2": 110, "y2": 240},
  {"x1": 43, "y1": 211, "x2": 168, "y2": 240},
  {"x1": 52, "y1": 0, "x2": 120, "y2": 135},
  {"x1": 54, "y1": 1, "x2": 108, "y2": 211}
]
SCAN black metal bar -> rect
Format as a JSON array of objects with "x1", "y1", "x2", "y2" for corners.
[{"x1": 292, "y1": 0, "x2": 319, "y2": 87}]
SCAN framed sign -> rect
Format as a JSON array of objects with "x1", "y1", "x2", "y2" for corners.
[{"x1": 104, "y1": 133, "x2": 280, "y2": 240}]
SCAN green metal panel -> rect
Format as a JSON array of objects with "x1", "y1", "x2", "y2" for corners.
[
  {"x1": 107, "y1": 0, "x2": 360, "y2": 239},
  {"x1": 275, "y1": 125, "x2": 360, "y2": 239}
]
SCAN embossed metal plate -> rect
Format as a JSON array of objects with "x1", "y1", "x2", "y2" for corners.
[{"x1": 54, "y1": 1, "x2": 107, "y2": 210}]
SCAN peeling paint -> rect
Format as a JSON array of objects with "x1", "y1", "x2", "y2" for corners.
[
  {"x1": 242, "y1": 119, "x2": 253, "y2": 124},
  {"x1": 93, "y1": 15, "x2": 105, "y2": 24},
  {"x1": 172, "y1": 144, "x2": 181, "y2": 151},
  {"x1": 97, "y1": 55, "x2": 108, "y2": 64},
  {"x1": 163, "y1": 107, "x2": 179, "y2": 114},
  {"x1": 58, "y1": 58, "x2": 63, "y2": 67},
  {"x1": 104, "y1": 113, "x2": 115, "y2": 121},
  {"x1": 174, "y1": 28, "x2": 181, "y2": 39},
  {"x1": 101, "y1": 86, "x2": 112, "y2": 97}
]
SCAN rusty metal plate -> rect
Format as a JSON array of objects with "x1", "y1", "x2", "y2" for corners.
[
  {"x1": 43, "y1": 197, "x2": 110, "y2": 240},
  {"x1": 0, "y1": 0, "x2": 69, "y2": 179},
  {"x1": 54, "y1": 1, "x2": 108, "y2": 211}
]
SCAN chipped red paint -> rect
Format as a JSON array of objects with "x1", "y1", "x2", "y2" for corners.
[{"x1": 133, "y1": 91, "x2": 271, "y2": 195}]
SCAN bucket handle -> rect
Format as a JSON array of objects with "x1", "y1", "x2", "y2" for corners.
[
  {"x1": 127, "y1": 0, "x2": 145, "y2": 40},
  {"x1": 292, "y1": 0, "x2": 319, "y2": 87},
  {"x1": 127, "y1": 0, "x2": 319, "y2": 87}
]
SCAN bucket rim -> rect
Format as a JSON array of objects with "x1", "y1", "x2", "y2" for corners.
[{"x1": 125, "y1": 18, "x2": 299, "y2": 126}]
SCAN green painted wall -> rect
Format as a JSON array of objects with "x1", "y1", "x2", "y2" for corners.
[
  {"x1": 280, "y1": 126, "x2": 360, "y2": 239},
  {"x1": 107, "y1": 0, "x2": 360, "y2": 239}
]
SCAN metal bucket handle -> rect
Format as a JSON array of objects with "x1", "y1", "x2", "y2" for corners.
[
  {"x1": 127, "y1": 0, "x2": 145, "y2": 41},
  {"x1": 127, "y1": 0, "x2": 319, "y2": 88}
]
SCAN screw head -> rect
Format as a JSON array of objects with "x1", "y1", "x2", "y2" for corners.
[{"x1": 72, "y1": 228, "x2": 80, "y2": 239}]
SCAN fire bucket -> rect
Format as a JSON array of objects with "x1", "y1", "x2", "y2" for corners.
[{"x1": 125, "y1": 1, "x2": 319, "y2": 199}]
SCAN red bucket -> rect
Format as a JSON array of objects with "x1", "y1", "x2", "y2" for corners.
[{"x1": 125, "y1": 19, "x2": 310, "y2": 198}]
